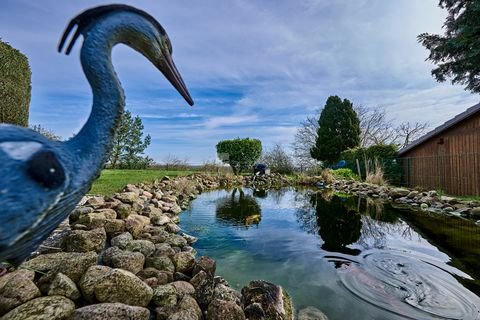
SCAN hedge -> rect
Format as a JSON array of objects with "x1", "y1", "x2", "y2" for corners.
[{"x1": 0, "y1": 39, "x2": 31, "y2": 127}]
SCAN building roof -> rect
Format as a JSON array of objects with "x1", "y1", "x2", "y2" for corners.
[{"x1": 398, "y1": 102, "x2": 480, "y2": 156}]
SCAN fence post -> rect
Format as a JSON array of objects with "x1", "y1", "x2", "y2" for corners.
[{"x1": 356, "y1": 159, "x2": 362, "y2": 180}]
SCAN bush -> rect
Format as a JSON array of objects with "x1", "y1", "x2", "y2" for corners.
[
  {"x1": 0, "y1": 40, "x2": 31, "y2": 127},
  {"x1": 216, "y1": 138, "x2": 262, "y2": 175},
  {"x1": 331, "y1": 168, "x2": 358, "y2": 180},
  {"x1": 320, "y1": 169, "x2": 335, "y2": 184},
  {"x1": 263, "y1": 144, "x2": 295, "y2": 174}
]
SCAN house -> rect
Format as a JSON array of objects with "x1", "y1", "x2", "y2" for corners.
[{"x1": 397, "y1": 102, "x2": 480, "y2": 196}]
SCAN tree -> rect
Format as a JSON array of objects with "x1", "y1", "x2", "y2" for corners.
[
  {"x1": 394, "y1": 121, "x2": 428, "y2": 149},
  {"x1": 418, "y1": 0, "x2": 480, "y2": 93},
  {"x1": 263, "y1": 144, "x2": 294, "y2": 174},
  {"x1": 108, "y1": 110, "x2": 151, "y2": 169},
  {"x1": 30, "y1": 124, "x2": 61, "y2": 141},
  {"x1": 292, "y1": 112, "x2": 320, "y2": 169},
  {"x1": 310, "y1": 96, "x2": 360, "y2": 165},
  {"x1": 355, "y1": 105, "x2": 396, "y2": 147},
  {"x1": 0, "y1": 39, "x2": 31, "y2": 127},
  {"x1": 216, "y1": 138, "x2": 262, "y2": 175}
]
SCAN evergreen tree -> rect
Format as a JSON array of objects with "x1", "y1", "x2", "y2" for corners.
[
  {"x1": 108, "y1": 110, "x2": 152, "y2": 169},
  {"x1": 310, "y1": 96, "x2": 360, "y2": 165},
  {"x1": 418, "y1": 0, "x2": 480, "y2": 93}
]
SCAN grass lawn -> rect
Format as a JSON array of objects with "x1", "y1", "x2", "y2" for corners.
[{"x1": 89, "y1": 169, "x2": 196, "y2": 196}]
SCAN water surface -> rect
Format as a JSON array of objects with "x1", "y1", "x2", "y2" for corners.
[{"x1": 179, "y1": 188, "x2": 480, "y2": 320}]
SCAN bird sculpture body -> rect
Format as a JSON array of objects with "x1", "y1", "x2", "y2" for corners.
[{"x1": 0, "y1": 5, "x2": 193, "y2": 265}]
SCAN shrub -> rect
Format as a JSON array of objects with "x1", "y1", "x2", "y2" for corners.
[
  {"x1": 216, "y1": 138, "x2": 262, "y2": 175},
  {"x1": 262, "y1": 144, "x2": 295, "y2": 174},
  {"x1": 320, "y1": 169, "x2": 335, "y2": 184},
  {"x1": 331, "y1": 168, "x2": 359, "y2": 180},
  {"x1": 0, "y1": 40, "x2": 31, "y2": 127}
]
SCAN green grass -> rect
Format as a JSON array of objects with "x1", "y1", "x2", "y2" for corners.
[{"x1": 89, "y1": 169, "x2": 196, "y2": 196}]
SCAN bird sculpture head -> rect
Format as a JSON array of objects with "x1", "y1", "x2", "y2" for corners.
[{"x1": 0, "y1": 4, "x2": 193, "y2": 265}]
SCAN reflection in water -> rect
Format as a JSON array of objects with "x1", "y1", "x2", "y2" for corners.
[
  {"x1": 182, "y1": 188, "x2": 480, "y2": 320},
  {"x1": 215, "y1": 188, "x2": 262, "y2": 227},
  {"x1": 309, "y1": 192, "x2": 362, "y2": 255}
]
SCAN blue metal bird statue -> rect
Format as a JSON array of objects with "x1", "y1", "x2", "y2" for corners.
[{"x1": 0, "y1": 4, "x2": 193, "y2": 265}]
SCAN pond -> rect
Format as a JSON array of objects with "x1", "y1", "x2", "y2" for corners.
[{"x1": 179, "y1": 188, "x2": 480, "y2": 320}]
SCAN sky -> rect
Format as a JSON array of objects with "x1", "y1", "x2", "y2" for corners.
[{"x1": 1, "y1": 0, "x2": 478, "y2": 164}]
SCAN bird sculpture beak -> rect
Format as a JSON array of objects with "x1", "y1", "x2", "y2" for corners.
[{"x1": 158, "y1": 53, "x2": 194, "y2": 106}]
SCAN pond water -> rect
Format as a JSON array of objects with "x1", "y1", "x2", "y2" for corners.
[{"x1": 179, "y1": 188, "x2": 480, "y2": 320}]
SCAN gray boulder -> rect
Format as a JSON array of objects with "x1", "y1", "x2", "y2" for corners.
[
  {"x1": 111, "y1": 232, "x2": 134, "y2": 249},
  {"x1": 94, "y1": 269, "x2": 153, "y2": 307},
  {"x1": 48, "y1": 273, "x2": 81, "y2": 301},
  {"x1": 152, "y1": 284, "x2": 177, "y2": 307},
  {"x1": 242, "y1": 280, "x2": 293, "y2": 320},
  {"x1": 71, "y1": 303, "x2": 150, "y2": 320},
  {"x1": 0, "y1": 272, "x2": 41, "y2": 315},
  {"x1": 145, "y1": 256, "x2": 175, "y2": 272},
  {"x1": 172, "y1": 252, "x2": 195, "y2": 274},
  {"x1": 103, "y1": 246, "x2": 145, "y2": 274},
  {"x1": 1, "y1": 296, "x2": 74, "y2": 320},
  {"x1": 207, "y1": 299, "x2": 246, "y2": 320},
  {"x1": 63, "y1": 228, "x2": 106, "y2": 253},
  {"x1": 78, "y1": 265, "x2": 112, "y2": 303},
  {"x1": 125, "y1": 239, "x2": 156, "y2": 257}
]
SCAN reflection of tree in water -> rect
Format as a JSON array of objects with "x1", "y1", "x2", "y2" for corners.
[
  {"x1": 216, "y1": 188, "x2": 262, "y2": 228},
  {"x1": 295, "y1": 191, "x2": 416, "y2": 253},
  {"x1": 312, "y1": 193, "x2": 362, "y2": 255}
]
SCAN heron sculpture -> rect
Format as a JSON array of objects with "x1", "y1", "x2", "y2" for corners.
[{"x1": 0, "y1": 4, "x2": 193, "y2": 265}]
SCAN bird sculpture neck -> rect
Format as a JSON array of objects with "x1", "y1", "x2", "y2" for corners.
[{"x1": 66, "y1": 14, "x2": 131, "y2": 186}]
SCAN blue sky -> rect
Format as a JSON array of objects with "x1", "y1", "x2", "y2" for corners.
[{"x1": 1, "y1": 0, "x2": 478, "y2": 164}]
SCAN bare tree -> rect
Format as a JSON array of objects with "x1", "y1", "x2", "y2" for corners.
[
  {"x1": 292, "y1": 111, "x2": 320, "y2": 169},
  {"x1": 263, "y1": 144, "x2": 295, "y2": 174},
  {"x1": 354, "y1": 105, "x2": 396, "y2": 147},
  {"x1": 30, "y1": 124, "x2": 61, "y2": 141},
  {"x1": 394, "y1": 122, "x2": 428, "y2": 149},
  {"x1": 163, "y1": 154, "x2": 189, "y2": 170}
]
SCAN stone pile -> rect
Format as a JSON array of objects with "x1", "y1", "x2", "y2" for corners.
[
  {"x1": 332, "y1": 180, "x2": 480, "y2": 221},
  {"x1": 0, "y1": 174, "x2": 300, "y2": 320}
]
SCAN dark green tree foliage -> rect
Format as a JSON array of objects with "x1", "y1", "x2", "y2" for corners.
[
  {"x1": 108, "y1": 110, "x2": 152, "y2": 169},
  {"x1": 310, "y1": 96, "x2": 360, "y2": 164},
  {"x1": 0, "y1": 40, "x2": 31, "y2": 127},
  {"x1": 418, "y1": 0, "x2": 480, "y2": 93},
  {"x1": 216, "y1": 138, "x2": 262, "y2": 175},
  {"x1": 215, "y1": 188, "x2": 262, "y2": 228}
]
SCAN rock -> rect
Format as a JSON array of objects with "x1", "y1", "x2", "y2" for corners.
[
  {"x1": 20, "y1": 251, "x2": 97, "y2": 284},
  {"x1": 125, "y1": 239, "x2": 156, "y2": 257},
  {"x1": 69, "y1": 206, "x2": 93, "y2": 223},
  {"x1": 78, "y1": 265, "x2": 112, "y2": 303},
  {"x1": 171, "y1": 281, "x2": 195, "y2": 297},
  {"x1": 104, "y1": 219, "x2": 126, "y2": 237},
  {"x1": 298, "y1": 306, "x2": 329, "y2": 320},
  {"x1": 177, "y1": 295, "x2": 202, "y2": 319},
  {"x1": 137, "y1": 268, "x2": 173, "y2": 284},
  {"x1": 213, "y1": 284, "x2": 242, "y2": 306},
  {"x1": 111, "y1": 232, "x2": 134, "y2": 249},
  {"x1": 244, "y1": 303, "x2": 265, "y2": 320},
  {"x1": 0, "y1": 269, "x2": 34, "y2": 290},
  {"x1": 1, "y1": 296, "x2": 75, "y2": 320},
  {"x1": 390, "y1": 188, "x2": 410, "y2": 198},
  {"x1": 87, "y1": 196, "x2": 105, "y2": 207},
  {"x1": 115, "y1": 203, "x2": 133, "y2": 219},
  {"x1": 48, "y1": 273, "x2": 81, "y2": 301},
  {"x1": 77, "y1": 211, "x2": 108, "y2": 229},
  {"x1": 242, "y1": 280, "x2": 293, "y2": 320},
  {"x1": 152, "y1": 284, "x2": 177, "y2": 307},
  {"x1": 102, "y1": 247, "x2": 145, "y2": 274},
  {"x1": 125, "y1": 214, "x2": 150, "y2": 238},
  {"x1": 190, "y1": 271, "x2": 215, "y2": 309},
  {"x1": 71, "y1": 303, "x2": 150, "y2": 320},
  {"x1": 167, "y1": 235, "x2": 187, "y2": 248},
  {"x1": 207, "y1": 299, "x2": 246, "y2": 320},
  {"x1": 117, "y1": 192, "x2": 139, "y2": 204},
  {"x1": 155, "y1": 243, "x2": 176, "y2": 257},
  {"x1": 168, "y1": 309, "x2": 199, "y2": 320},
  {"x1": 406, "y1": 191, "x2": 418, "y2": 199},
  {"x1": 471, "y1": 207, "x2": 480, "y2": 218},
  {"x1": 193, "y1": 256, "x2": 216, "y2": 276},
  {"x1": 420, "y1": 203, "x2": 429, "y2": 209},
  {"x1": 166, "y1": 223, "x2": 181, "y2": 234},
  {"x1": 63, "y1": 228, "x2": 106, "y2": 253},
  {"x1": 96, "y1": 208, "x2": 117, "y2": 219},
  {"x1": 95, "y1": 269, "x2": 153, "y2": 307},
  {"x1": 0, "y1": 273, "x2": 41, "y2": 315},
  {"x1": 151, "y1": 214, "x2": 171, "y2": 226},
  {"x1": 181, "y1": 233, "x2": 198, "y2": 245},
  {"x1": 146, "y1": 256, "x2": 175, "y2": 272},
  {"x1": 174, "y1": 272, "x2": 192, "y2": 282},
  {"x1": 172, "y1": 252, "x2": 195, "y2": 274}
]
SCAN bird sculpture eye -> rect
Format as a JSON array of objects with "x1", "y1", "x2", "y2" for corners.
[{"x1": 25, "y1": 150, "x2": 66, "y2": 189}]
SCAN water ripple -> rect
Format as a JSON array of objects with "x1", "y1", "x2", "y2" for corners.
[{"x1": 338, "y1": 250, "x2": 480, "y2": 319}]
